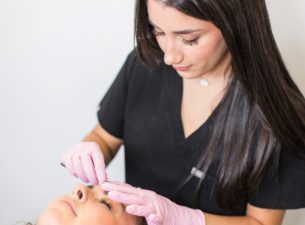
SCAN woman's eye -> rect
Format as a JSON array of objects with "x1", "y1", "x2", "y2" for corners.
[
  {"x1": 100, "y1": 199, "x2": 111, "y2": 210},
  {"x1": 152, "y1": 29, "x2": 164, "y2": 37},
  {"x1": 182, "y1": 37, "x2": 199, "y2": 46}
]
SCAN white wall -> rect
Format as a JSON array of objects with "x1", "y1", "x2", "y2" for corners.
[{"x1": 0, "y1": 1, "x2": 304, "y2": 224}]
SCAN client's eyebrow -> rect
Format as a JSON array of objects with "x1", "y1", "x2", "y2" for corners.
[
  {"x1": 87, "y1": 184, "x2": 108, "y2": 200},
  {"x1": 87, "y1": 185, "x2": 108, "y2": 195},
  {"x1": 86, "y1": 185, "x2": 126, "y2": 213}
]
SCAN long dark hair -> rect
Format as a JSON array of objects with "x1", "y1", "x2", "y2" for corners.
[{"x1": 134, "y1": 0, "x2": 305, "y2": 209}]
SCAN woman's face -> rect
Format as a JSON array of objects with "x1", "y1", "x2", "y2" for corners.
[
  {"x1": 147, "y1": 0, "x2": 231, "y2": 80},
  {"x1": 36, "y1": 184, "x2": 138, "y2": 225}
]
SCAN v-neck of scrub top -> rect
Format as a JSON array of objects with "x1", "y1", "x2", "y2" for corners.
[{"x1": 171, "y1": 69, "x2": 221, "y2": 145}]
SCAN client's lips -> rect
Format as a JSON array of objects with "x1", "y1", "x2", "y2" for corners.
[
  {"x1": 173, "y1": 65, "x2": 191, "y2": 71},
  {"x1": 61, "y1": 198, "x2": 78, "y2": 217}
]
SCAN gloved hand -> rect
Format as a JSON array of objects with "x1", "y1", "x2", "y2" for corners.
[
  {"x1": 61, "y1": 142, "x2": 107, "y2": 185},
  {"x1": 102, "y1": 182, "x2": 206, "y2": 225}
]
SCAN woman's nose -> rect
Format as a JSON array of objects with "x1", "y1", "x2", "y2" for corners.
[
  {"x1": 73, "y1": 184, "x2": 88, "y2": 202},
  {"x1": 163, "y1": 42, "x2": 183, "y2": 66}
]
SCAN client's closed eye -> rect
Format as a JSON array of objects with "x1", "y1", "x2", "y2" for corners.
[{"x1": 100, "y1": 199, "x2": 112, "y2": 210}]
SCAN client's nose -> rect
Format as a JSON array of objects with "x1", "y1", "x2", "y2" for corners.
[{"x1": 73, "y1": 184, "x2": 88, "y2": 202}]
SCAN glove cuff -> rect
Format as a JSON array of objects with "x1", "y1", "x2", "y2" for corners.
[
  {"x1": 193, "y1": 209, "x2": 206, "y2": 225},
  {"x1": 173, "y1": 202, "x2": 206, "y2": 225}
]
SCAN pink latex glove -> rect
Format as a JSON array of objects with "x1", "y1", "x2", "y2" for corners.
[
  {"x1": 102, "y1": 182, "x2": 205, "y2": 225},
  {"x1": 61, "y1": 142, "x2": 107, "y2": 185}
]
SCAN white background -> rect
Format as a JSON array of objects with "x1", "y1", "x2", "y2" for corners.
[{"x1": 0, "y1": 0, "x2": 304, "y2": 224}]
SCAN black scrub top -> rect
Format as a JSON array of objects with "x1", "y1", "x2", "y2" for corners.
[{"x1": 97, "y1": 49, "x2": 305, "y2": 215}]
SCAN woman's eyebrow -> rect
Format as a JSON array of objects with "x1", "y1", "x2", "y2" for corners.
[
  {"x1": 87, "y1": 185, "x2": 94, "y2": 189},
  {"x1": 148, "y1": 19, "x2": 202, "y2": 34}
]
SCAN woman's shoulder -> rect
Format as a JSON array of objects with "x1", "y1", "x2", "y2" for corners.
[
  {"x1": 249, "y1": 147, "x2": 305, "y2": 209},
  {"x1": 279, "y1": 148, "x2": 305, "y2": 174}
]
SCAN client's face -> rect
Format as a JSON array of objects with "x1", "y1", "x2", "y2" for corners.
[{"x1": 36, "y1": 184, "x2": 138, "y2": 225}]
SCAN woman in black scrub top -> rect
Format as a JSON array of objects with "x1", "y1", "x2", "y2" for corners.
[{"x1": 61, "y1": 0, "x2": 305, "y2": 225}]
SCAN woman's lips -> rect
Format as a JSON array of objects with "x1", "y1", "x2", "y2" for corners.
[
  {"x1": 173, "y1": 65, "x2": 191, "y2": 71},
  {"x1": 60, "y1": 199, "x2": 78, "y2": 217}
]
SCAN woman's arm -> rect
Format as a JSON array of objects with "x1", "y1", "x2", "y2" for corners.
[
  {"x1": 82, "y1": 123, "x2": 123, "y2": 165},
  {"x1": 204, "y1": 204, "x2": 285, "y2": 225}
]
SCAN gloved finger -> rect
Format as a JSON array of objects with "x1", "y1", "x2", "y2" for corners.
[
  {"x1": 81, "y1": 151, "x2": 98, "y2": 185},
  {"x1": 110, "y1": 180, "x2": 132, "y2": 187},
  {"x1": 62, "y1": 144, "x2": 84, "y2": 177},
  {"x1": 107, "y1": 190, "x2": 145, "y2": 205},
  {"x1": 126, "y1": 204, "x2": 155, "y2": 218},
  {"x1": 90, "y1": 147, "x2": 106, "y2": 184},
  {"x1": 147, "y1": 213, "x2": 162, "y2": 225},
  {"x1": 61, "y1": 151, "x2": 77, "y2": 177},
  {"x1": 102, "y1": 182, "x2": 143, "y2": 195},
  {"x1": 72, "y1": 149, "x2": 89, "y2": 183}
]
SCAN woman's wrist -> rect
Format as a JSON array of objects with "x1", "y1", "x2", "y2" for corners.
[{"x1": 174, "y1": 201, "x2": 206, "y2": 225}]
